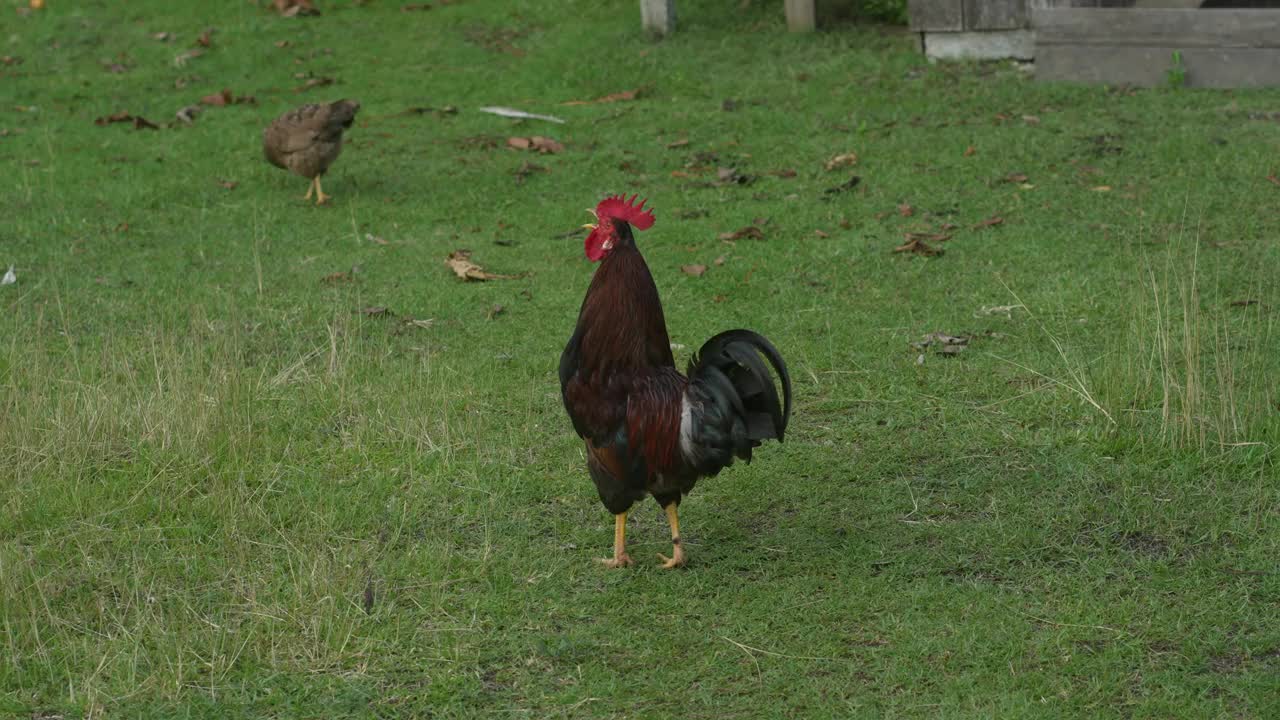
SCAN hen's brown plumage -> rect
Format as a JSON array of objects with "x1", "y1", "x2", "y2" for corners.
[{"x1": 263, "y1": 99, "x2": 359, "y2": 204}]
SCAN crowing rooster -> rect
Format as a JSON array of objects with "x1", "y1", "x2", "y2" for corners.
[{"x1": 560, "y1": 195, "x2": 792, "y2": 568}]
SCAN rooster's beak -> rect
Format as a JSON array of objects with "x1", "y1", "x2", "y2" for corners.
[{"x1": 582, "y1": 223, "x2": 597, "y2": 230}]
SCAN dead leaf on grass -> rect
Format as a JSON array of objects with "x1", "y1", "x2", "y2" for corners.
[
  {"x1": 293, "y1": 75, "x2": 334, "y2": 93},
  {"x1": 94, "y1": 112, "x2": 159, "y2": 130},
  {"x1": 894, "y1": 234, "x2": 944, "y2": 256},
  {"x1": 200, "y1": 88, "x2": 255, "y2": 106},
  {"x1": 360, "y1": 306, "x2": 392, "y2": 318},
  {"x1": 972, "y1": 215, "x2": 1004, "y2": 230},
  {"x1": 824, "y1": 152, "x2": 858, "y2": 171},
  {"x1": 321, "y1": 270, "x2": 353, "y2": 284},
  {"x1": 562, "y1": 88, "x2": 641, "y2": 106},
  {"x1": 1229, "y1": 299, "x2": 1259, "y2": 307},
  {"x1": 1091, "y1": 185, "x2": 1112, "y2": 192},
  {"x1": 175, "y1": 105, "x2": 201, "y2": 124},
  {"x1": 823, "y1": 175, "x2": 861, "y2": 197},
  {"x1": 665, "y1": 138, "x2": 690, "y2": 149},
  {"x1": 507, "y1": 136, "x2": 564, "y2": 154},
  {"x1": 898, "y1": 203, "x2": 913, "y2": 217},
  {"x1": 911, "y1": 332, "x2": 969, "y2": 358},
  {"x1": 273, "y1": 0, "x2": 321, "y2": 17},
  {"x1": 512, "y1": 160, "x2": 546, "y2": 184},
  {"x1": 196, "y1": 29, "x2": 214, "y2": 47},
  {"x1": 151, "y1": 32, "x2": 173, "y2": 42},
  {"x1": 1000, "y1": 172, "x2": 1029, "y2": 184},
  {"x1": 219, "y1": 179, "x2": 238, "y2": 190},
  {"x1": 717, "y1": 167, "x2": 755, "y2": 185},
  {"x1": 713, "y1": 255, "x2": 726, "y2": 266},
  {"x1": 681, "y1": 264, "x2": 707, "y2": 277},
  {"x1": 718, "y1": 226, "x2": 764, "y2": 242},
  {"x1": 814, "y1": 229, "x2": 829, "y2": 238},
  {"x1": 445, "y1": 250, "x2": 523, "y2": 281},
  {"x1": 173, "y1": 49, "x2": 205, "y2": 67},
  {"x1": 487, "y1": 303, "x2": 506, "y2": 320},
  {"x1": 1266, "y1": 175, "x2": 1280, "y2": 187},
  {"x1": 402, "y1": 3, "x2": 432, "y2": 10},
  {"x1": 963, "y1": 145, "x2": 976, "y2": 157},
  {"x1": 769, "y1": 168, "x2": 797, "y2": 178}
]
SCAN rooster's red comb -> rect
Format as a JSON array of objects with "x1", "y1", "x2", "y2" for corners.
[{"x1": 594, "y1": 194, "x2": 655, "y2": 231}]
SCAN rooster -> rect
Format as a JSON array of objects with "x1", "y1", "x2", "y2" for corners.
[{"x1": 560, "y1": 195, "x2": 792, "y2": 568}]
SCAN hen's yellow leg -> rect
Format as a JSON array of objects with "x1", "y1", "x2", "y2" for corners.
[
  {"x1": 314, "y1": 175, "x2": 331, "y2": 205},
  {"x1": 657, "y1": 503, "x2": 686, "y2": 569},
  {"x1": 303, "y1": 176, "x2": 316, "y2": 201},
  {"x1": 599, "y1": 512, "x2": 633, "y2": 568}
]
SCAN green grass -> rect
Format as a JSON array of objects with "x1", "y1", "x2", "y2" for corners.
[{"x1": 2, "y1": 1, "x2": 1278, "y2": 717}]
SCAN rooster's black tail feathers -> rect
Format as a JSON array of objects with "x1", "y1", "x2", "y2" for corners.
[{"x1": 683, "y1": 329, "x2": 791, "y2": 475}]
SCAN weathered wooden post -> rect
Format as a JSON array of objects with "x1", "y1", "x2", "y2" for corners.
[
  {"x1": 640, "y1": 0, "x2": 676, "y2": 36},
  {"x1": 785, "y1": 0, "x2": 817, "y2": 32}
]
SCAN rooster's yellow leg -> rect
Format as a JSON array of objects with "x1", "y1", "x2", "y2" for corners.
[
  {"x1": 599, "y1": 512, "x2": 633, "y2": 568},
  {"x1": 303, "y1": 176, "x2": 316, "y2": 201},
  {"x1": 314, "y1": 175, "x2": 331, "y2": 205},
  {"x1": 657, "y1": 503, "x2": 686, "y2": 569}
]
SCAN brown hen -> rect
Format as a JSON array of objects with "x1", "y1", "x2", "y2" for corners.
[{"x1": 263, "y1": 100, "x2": 359, "y2": 205}]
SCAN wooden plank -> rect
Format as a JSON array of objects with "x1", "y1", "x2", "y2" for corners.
[
  {"x1": 1034, "y1": 8, "x2": 1280, "y2": 48},
  {"x1": 639, "y1": 0, "x2": 675, "y2": 36},
  {"x1": 785, "y1": 0, "x2": 816, "y2": 32},
  {"x1": 909, "y1": 0, "x2": 963, "y2": 31},
  {"x1": 1036, "y1": 45, "x2": 1280, "y2": 87},
  {"x1": 964, "y1": 0, "x2": 1026, "y2": 30}
]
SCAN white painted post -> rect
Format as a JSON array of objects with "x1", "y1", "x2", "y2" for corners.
[
  {"x1": 640, "y1": 0, "x2": 676, "y2": 36},
  {"x1": 785, "y1": 0, "x2": 816, "y2": 32}
]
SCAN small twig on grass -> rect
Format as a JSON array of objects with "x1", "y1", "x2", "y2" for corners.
[{"x1": 717, "y1": 635, "x2": 841, "y2": 662}]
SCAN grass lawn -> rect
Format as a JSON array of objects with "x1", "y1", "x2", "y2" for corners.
[{"x1": 2, "y1": 0, "x2": 1278, "y2": 717}]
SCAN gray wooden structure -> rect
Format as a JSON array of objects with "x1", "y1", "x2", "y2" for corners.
[
  {"x1": 909, "y1": 1, "x2": 1280, "y2": 87},
  {"x1": 640, "y1": 0, "x2": 817, "y2": 35}
]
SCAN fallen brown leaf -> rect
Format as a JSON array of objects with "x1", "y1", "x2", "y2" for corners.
[
  {"x1": 718, "y1": 226, "x2": 764, "y2": 242},
  {"x1": 814, "y1": 229, "x2": 829, "y2": 238},
  {"x1": 963, "y1": 145, "x2": 976, "y2": 157},
  {"x1": 562, "y1": 88, "x2": 641, "y2": 106},
  {"x1": 823, "y1": 175, "x2": 861, "y2": 197},
  {"x1": 273, "y1": 0, "x2": 320, "y2": 17},
  {"x1": 487, "y1": 303, "x2": 506, "y2": 320},
  {"x1": 898, "y1": 203, "x2": 913, "y2": 217},
  {"x1": 1267, "y1": 175, "x2": 1280, "y2": 187},
  {"x1": 512, "y1": 161, "x2": 546, "y2": 185},
  {"x1": 681, "y1": 264, "x2": 707, "y2": 277},
  {"x1": 321, "y1": 270, "x2": 353, "y2": 284},
  {"x1": 402, "y1": 2, "x2": 432, "y2": 10},
  {"x1": 769, "y1": 168, "x2": 797, "y2": 178},
  {"x1": 1022, "y1": 114, "x2": 1040, "y2": 125},
  {"x1": 972, "y1": 216, "x2": 1004, "y2": 230},
  {"x1": 219, "y1": 179, "x2": 238, "y2": 190},
  {"x1": 912, "y1": 332, "x2": 969, "y2": 356},
  {"x1": 665, "y1": 138, "x2": 690, "y2": 149},
  {"x1": 151, "y1": 32, "x2": 172, "y2": 42},
  {"x1": 196, "y1": 29, "x2": 214, "y2": 47},
  {"x1": 507, "y1": 136, "x2": 564, "y2": 154},
  {"x1": 274, "y1": 40, "x2": 291, "y2": 48},
  {"x1": 717, "y1": 167, "x2": 755, "y2": 185},
  {"x1": 293, "y1": 75, "x2": 334, "y2": 93},
  {"x1": 1091, "y1": 185, "x2": 1112, "y2": 192},
  {"x1": 824, "y1": 152, "x2": 858, "y2": 171},
  {"x1": 360, "y1": 306, "x2": 392, "y2": 318},
  {"x1": 1229, "y1": 299, "x2": 1259, "y2": 307},
  {"x1": 713, "y1": 255, "x2": 726, "y2": 266},
  {"x1": 894, "y1": 235, "x2": 944, "y2": 256},
  {"x1": 94, "y1": 112, "x2": 159, "y2": 130},
  {"x1": 445, "y1": 250, "x2": 523, "y2": 281},
  {"x1": 175, "y1": 105, "x2": 200, "y2": 124},
  {"x1": 1001, "y1": 172, "x2": 1029, "y2": 184},
  {"x1": 173, "y1": 49, "x2": 204, "y2": 66}
]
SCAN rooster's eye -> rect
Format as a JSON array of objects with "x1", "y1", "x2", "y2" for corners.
[{"x1": 602, "y1": 239, "x2": 613, "y2": 250}]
